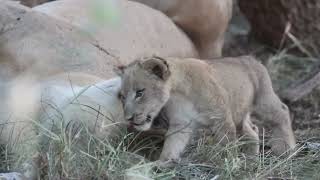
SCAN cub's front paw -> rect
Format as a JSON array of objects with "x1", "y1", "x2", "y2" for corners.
[
  {"x1": 155, "y1": 157, "x2": 181, "y2": 168},
  {"x1": 270, "y1": 140, "x2": 295, "y2": 156}
]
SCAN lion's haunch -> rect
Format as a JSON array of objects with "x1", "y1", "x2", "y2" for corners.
[{"x1": 131, "y1": 0, "x2": 233, "y2": 59}]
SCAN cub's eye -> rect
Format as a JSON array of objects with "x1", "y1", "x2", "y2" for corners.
[{"x1": 135, "y1": 89, "x2": 145, "y2": 98}]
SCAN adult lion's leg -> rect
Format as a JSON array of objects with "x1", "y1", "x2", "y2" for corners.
[
  {"x1": 20, "y1": 152, "x2": 41, "y2": 180},
  {"x1": 213, "y1": 112, "x2": 237, "y2": 145},
  {"x1": 197, "y1": 34, "x2": 224, "y2": 59},
  {"x1": 13, "y1": 132, "x2": 40, "y2": 179},
  {"x1": 0, "y1": 120, "x2": 40, "y2": 179}
]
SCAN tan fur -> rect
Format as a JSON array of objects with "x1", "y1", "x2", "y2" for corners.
[
  {"x1": 118, "y1": 56, "x2": 296, "y2": 162},
  {"x1": 0, "y1": 1, "x2": 198, "y2": 177},
  {"x1": 131, "y1": 0, "x2": 233, "y2": 58},
  {"x1": 20, "y1": 0, "x2": 231, "y2": 58},
  {"x1": 33, "y1": 0, "x2": 198, "y2": 62}
]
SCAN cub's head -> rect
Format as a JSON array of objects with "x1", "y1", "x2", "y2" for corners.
[{"x1": 115, "y1": 56, "x2": 171, "y2": 131}]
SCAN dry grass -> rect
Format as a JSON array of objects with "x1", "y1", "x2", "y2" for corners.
[
  {"x1": 1, "y1": 108, "x2": 320, "y2": 179},
  {"x1": 1, "y1": 45, "x2": 320, "y2": 180}
]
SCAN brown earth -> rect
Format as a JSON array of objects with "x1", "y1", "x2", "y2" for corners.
[{"x1": 238, "y1": 0, "x2": 320, "y2": 56}]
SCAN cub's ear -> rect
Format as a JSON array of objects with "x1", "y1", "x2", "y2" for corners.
[
  {"x1": 113, "y1": 65, "x2": 126, "y2": 76},
  {"x1": 141, "y1": 56, "x2": 170, "y2": 80}
]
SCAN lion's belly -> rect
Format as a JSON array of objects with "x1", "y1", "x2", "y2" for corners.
[
  {"x1": 164, "y1": 94, "x2": 219, "y2": 131},
  {"x1": 211, "y1": 66, "x2": 256, "y2": 126}
]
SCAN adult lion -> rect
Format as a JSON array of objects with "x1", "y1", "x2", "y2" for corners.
[
  {"x1": 117, "y1": 56, "x2": 296, "y2": 163},
  {"x1": 32, "y1": 0, "x2": 198, "y2": 62},
  {"x1": 0, "y1": 0, "x2": 196, "y2": 178},
  {"x1": 21, "y1": 0, "x2": 232, "y2": 58},
  {"x1": 131, "y1": 0, "x2": 233, "y2": 59}
]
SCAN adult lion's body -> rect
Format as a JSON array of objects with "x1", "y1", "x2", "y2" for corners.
[
  {"x1": 0, "y1": 72, "x2": 124, "y2": 179},
  {"x1": 0, "y1": 1, "x2": 196, "y2": 178},
  {"x1": 20, "y1": 0, "x2": 232, "y2": 58},
  {"x1": 118, "y1": 56, "x2": 296, "y2": 162},
  {"x1": 131, "y1": 0, "x2": 233, "y2": 58}
]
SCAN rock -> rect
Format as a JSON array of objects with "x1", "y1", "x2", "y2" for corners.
[{"x1": 305, "y1": 142, "x2": 320, "y2": 151}]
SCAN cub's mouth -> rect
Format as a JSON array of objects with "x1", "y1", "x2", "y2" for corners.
[
  {"x1": 129, "y1": 115, "x2": 152, "y2": 127},
  {"x1": 131, "y1": 122, "x2": 144, "y2": 126}
]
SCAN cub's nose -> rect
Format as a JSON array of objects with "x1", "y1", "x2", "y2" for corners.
[{"x1": 126, "y1": 115, "x2": 135, "y2": 122}]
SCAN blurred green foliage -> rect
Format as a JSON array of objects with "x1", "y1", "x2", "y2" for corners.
[{"x1": 89, "y1": 0, "x2": 120, "y2": 26}]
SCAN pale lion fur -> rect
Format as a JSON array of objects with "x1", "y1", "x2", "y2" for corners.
[
  {"x1": 0, "y1": 73, "x2": 123, "y2": 179},
  {"x1": 118, "y1": 56, "x2": 296, "y2": 162}
]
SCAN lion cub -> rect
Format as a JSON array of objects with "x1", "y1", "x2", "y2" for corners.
[{"x1": 116, "y1": 56, "x2": 296, "y2": 162}]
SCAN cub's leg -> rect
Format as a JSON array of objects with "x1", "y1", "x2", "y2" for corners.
[
  {"x1": 0, "y1": 121, "x2": 40, "y2": 179},
  {"x1": 159, "y1": 96, "x2": 197, "y2": 163},
  {"x1": 240, "y1": 114, "x2": 259, "y2": 155},
  {"x1": 254, "y1": 71, "x2": 296, "y2": 155},
  {"x1": 159, "y1": 127, "x2": 192, "y2": 162},
  {"x1": 212, "y1": 111, "x2": 237, "y2": 145}
]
